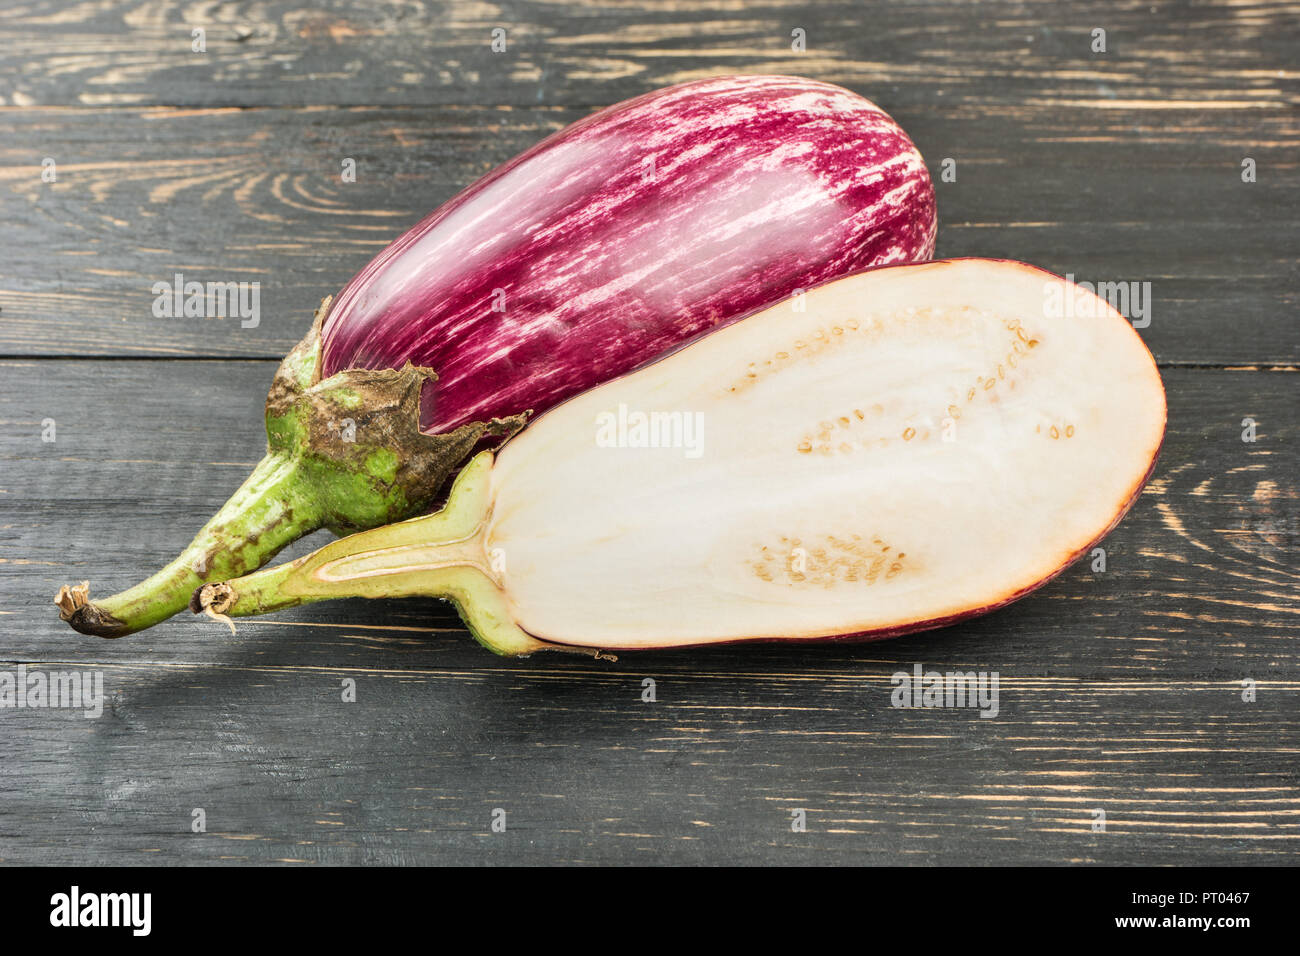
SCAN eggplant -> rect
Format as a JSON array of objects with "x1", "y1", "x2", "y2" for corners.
[
  {"x1": 193, "y1": 259, "x2": 1167, "y2": 655},
  {"x1": 56, "y1": 74, "x2": 937, "y2": 637}
]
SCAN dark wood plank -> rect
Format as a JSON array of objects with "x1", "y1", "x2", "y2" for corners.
[
  {"x1": 0, "y1": 360, "x2": 1295, "y2": 864},
  {"x1": 2, "y1": 103, "x2": 1296, "y2": 364},
  {"x1": 2, "y1": 0, "x2": 1296, "y2": 110},
  {"x1": 1, "y1": 662, "x2": 1296, "y2": 865}
]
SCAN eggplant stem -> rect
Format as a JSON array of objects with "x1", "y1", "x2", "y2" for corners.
[
  {"x1": 56, "y1": 452, "x2": 321, "y2": 638},
  {"x1": 189, "y1": 453, "x2": 603, "y2": 658},
  {"x1": 56, "y1": 295, "x2": 527, "y2": 639}
]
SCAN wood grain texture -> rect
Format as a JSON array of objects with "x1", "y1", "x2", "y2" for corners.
[
  {"x1": 0, "y1": 362, "x2": 1295, "y2": 864},
  {"x1": 0, "y1": 0, "x2": 1297, "y2": 865},
  {"x1": 1, "y1": 0, "x2": 1296, "y2": 110}
]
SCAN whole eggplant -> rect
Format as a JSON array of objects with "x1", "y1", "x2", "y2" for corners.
[
  {"x1": 323, "y1": 74, "x2": 938, "y2": 431},
  {"x1": 56, "y1": 74, "x2": 937, "y2": 637}
]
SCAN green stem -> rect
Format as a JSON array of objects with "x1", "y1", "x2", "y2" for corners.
[
  {"x1": 55, "y1": 297, "x2": 530, "y2": 639},
  {"x1": 57, "y1": 453, "x2": 321, "y2": 637},
  {"x1": 192, "y1": 453, "x2": 566, "y2": 658}
]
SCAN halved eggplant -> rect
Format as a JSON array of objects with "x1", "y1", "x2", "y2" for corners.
[{"x1": 195, "y1": 259, "x2": 1166, "y2": 655}]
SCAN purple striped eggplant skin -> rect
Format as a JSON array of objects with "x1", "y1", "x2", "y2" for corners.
[
  {"x1": 56, "y1": 74, "x2": 936, "y2": 639},
  {"x1": 324, "y1": 74, "x2": 936, "y2": 432}
]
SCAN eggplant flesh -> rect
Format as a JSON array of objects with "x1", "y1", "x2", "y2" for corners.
[{"x1": 485, "y1": 258, "x2": 1166, "y2": 649}]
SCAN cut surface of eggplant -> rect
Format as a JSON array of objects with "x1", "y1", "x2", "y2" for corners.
[
  {"x1": 199, "y1": 259, "x2": 1166, "y2": 655},
  {"x1": 487, "y1": 258, "x2": 1165, "y2": 648}
]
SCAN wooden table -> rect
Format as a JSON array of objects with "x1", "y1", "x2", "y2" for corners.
[{"x1": 1, "y1": 1, "x2": 1296, "y2": 865}]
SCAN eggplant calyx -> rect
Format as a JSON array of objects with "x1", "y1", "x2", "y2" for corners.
[{"x1": 267, "y1": 297, "x2": 528, "y2": 537}]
